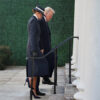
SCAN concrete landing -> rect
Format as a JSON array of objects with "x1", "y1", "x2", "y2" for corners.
[{"x1": 0, "y1": 65, "x2": 77, "y2": 100}]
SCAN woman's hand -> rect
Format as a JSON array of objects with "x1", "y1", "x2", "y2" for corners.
[{"x1": 40, "y1": 49, "x2": 44, "y2": 54}]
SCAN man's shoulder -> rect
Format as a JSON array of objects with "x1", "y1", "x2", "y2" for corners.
[{"x1": 40, "y1": 17, "x2": 46, "y2": 24}]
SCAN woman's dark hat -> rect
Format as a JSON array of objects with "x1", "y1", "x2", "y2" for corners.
[{"x1": 33, "y1": 5, "x2": 44, "y2": 15}]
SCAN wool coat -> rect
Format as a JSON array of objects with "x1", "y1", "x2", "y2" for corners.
[
  {"x1": 26, "y1": 16, "x2": 49, "y2": 77},
  {"x1": 39, "y1": 17, "x2": 55, "y2": 77}
]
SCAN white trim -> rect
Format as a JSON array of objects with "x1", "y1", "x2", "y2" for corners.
[
  {"x1": 36, "y1": 6, "x2": 44, "y2": 13},
  {"x1": 33, "y1": 14, "x2": 38, "y2": 20}
]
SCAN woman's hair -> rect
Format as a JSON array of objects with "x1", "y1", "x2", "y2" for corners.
[{"x1": 32, "y1": 9, "x2": 35, "y2": 13}]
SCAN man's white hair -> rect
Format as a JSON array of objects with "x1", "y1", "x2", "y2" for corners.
[{"x1": 45, "y1": 7, "x2": 55, "y2": 14}]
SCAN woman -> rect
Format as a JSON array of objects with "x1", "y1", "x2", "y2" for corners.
[{"x1": 26, "y1": 5, "x2": 49, "y2": 99}]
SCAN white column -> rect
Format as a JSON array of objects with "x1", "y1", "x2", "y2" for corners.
[
  {"x1": 72, "y1": 0, "x2": 81, "y2": 87},
  {"x1": 71, "y1": 0, "x2": 80, "y2": 69},
  {"x1": 72, "y1": 0, "x2": 84, "y2": 89},
  {"x1": 73, "y1": 1, "x2": 87, "y2": 99},
  {"x1": 74, "y1": 0, "x2": 100, "y2": 100},
  {"x1": 82, "y1": 0, "x2": 100, "y2": 99}
]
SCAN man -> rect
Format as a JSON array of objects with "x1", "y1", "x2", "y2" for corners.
[
  {"x1": 26, "y1": 5, "x2": 49, "y2": 98},
  {"x1": 39, "y1": 7, "x2": 55, "y2": 85}
]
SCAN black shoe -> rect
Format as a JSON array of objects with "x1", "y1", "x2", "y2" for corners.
[
  {"x1": 42, "y1": 79, "x2": 54, "y2": 85},
  {"x1": 26, "y1": 78, "x2": 30, "y2": 88},
  {"x1": 37, "y1": 91, "x2": 46, "y2": 96},
  {"x1": 30, "y1": 90, "x2": 41, "y2": 99}
]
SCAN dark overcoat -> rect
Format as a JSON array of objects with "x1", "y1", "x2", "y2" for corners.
[
  {"x1": 39, "y1": 17, "x2": 55, "y2": 77},
  {"x1": 26, "y1": 16, "x2": 49, "y2": 77}
]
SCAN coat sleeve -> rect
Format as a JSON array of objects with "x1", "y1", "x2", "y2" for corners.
[
  {"x1": 39, "y1": 19, "x2": 45, "y2": 50},
  {"x1": 28, "y1": 20, "x2": 38, "y2": 56}
]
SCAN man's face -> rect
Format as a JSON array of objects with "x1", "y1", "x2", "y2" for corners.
[{"x1": 45, "y1": 11, "x2": 53, "y2": 22}]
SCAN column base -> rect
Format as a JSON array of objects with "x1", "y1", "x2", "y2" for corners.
[
  {"x1": 77, "y1": 83, "x2": 84, "y2": 91},
  {"x1": 74, "y1": 91, "x2": 83, "y2": 100},
  {"x1": 72, "y1": 70, "x2": 80, "y2": 78},
  {"x1": 72, "y1": 79, "x2": 80, "y2": 87},
  {"x1": 71, "y1": 64, "x2": 78, "y2": 70}
]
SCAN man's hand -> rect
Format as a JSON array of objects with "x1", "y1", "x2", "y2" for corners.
[{"x1": 40, "y1": 49, "x2": 44, "y2": 54}]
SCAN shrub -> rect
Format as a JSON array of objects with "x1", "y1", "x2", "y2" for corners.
[{"x1": 0, "y1": 46, "x2": 12, "y2": 70}]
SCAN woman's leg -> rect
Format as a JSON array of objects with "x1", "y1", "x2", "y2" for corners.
[
  {"x1": 32, "y1": 77, "x2": 37, "y2": 95},
  {"x1": 29, "y1": 77, "x2": 38, "y2": 96}
]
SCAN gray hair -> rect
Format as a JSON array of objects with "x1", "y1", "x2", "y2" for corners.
[{"x1": 45, "y1": 7, "x2": 55, "y2": 14}]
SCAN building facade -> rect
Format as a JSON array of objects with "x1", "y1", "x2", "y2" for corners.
[{"x1": 72, "y1": 0, "x2": 100, "y2": 99}]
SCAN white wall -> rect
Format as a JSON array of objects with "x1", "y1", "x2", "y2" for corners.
[{"x1": 73, "y1": 0, "x2": 100, "y2": 99}]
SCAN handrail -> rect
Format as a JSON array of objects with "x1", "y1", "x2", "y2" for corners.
[
  {"x1": 26, "y1": 36, "x2": 79, "y2": 60},
  {"x1": 26, "y1": 36, "x2": 79, "y2": 98}
]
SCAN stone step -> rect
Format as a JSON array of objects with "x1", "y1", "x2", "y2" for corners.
[
  {"x1": 64, "y1": 64, "x2": 78, "y2": 100},
  {"x1": 48, "y1": 94, "x2": 66, "y2": 100},
  {"x1": 64, "y1": 85, "x2": 78, "y2": 100}
]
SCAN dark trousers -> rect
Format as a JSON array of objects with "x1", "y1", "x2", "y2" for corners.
[{"x1": 43, "y1": 52, "x2": 55, "y2": 79}]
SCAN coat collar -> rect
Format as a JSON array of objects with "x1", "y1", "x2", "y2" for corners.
[{"x1": 33, "y1": 14, "x2": 38, "y2": 20}]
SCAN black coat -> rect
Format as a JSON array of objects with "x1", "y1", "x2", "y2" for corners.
[
  {"x1": 26, "y1": 16, "x2": 49, "y2": 77},
  {"x1": 39, "y1": 17, "x2": 55, "y2": 77}
]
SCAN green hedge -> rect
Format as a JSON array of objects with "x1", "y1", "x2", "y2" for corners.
[
  {"x1": 0, "y1": 46, "x2": 12, "y2": 70},
  {"x1": 0, "y1": 0, "x2": 74, "y2": 66}
]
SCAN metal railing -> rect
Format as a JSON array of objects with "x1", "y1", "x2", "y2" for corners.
[{"x1": 26, "y1": 36, "x2": 79, "y2": 99}]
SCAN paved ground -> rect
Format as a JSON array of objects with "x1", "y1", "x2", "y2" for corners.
[{"x1": 0, "y1": 65, "x2": 77, "y2": 100}]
